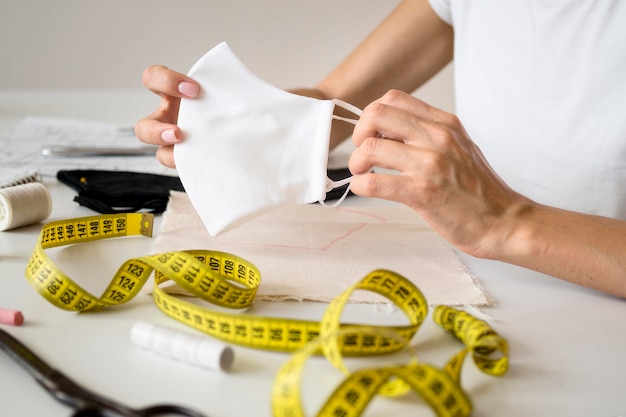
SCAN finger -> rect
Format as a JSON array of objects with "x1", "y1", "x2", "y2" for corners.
[
  {"x1": 353, "y1": 90, "x2": 463, "y2": 148},
  {"x1": 376, "y1": 89, "x2": 459, "y2": 130},
  {"x1": 349, "y1": 135, "x2": 419, "y2": 175},
  {"x1": 352, "y1": 100, "x2": 424, "y2": 147},
  {"x1": 134, "y1": 117, "x2": 182, "y2": 146},
  {"x1": 349, "y1": 136, "x2": 446, "y2": 208},
  {"x1": 142, "y1": 65, "x2": 199, "y2": 99},
  {"x1": 349, "y1": 152, "x2": 447, "y2": 210},
  {"x1": 349, "y1": 171, "x2": 421, "y2": 206},
  {"x1": 156, "y1": 145, "x2": 176, "y2": 168},
  {"x1": 376, "y1": 90, "x2": 473, "y2": 151}
]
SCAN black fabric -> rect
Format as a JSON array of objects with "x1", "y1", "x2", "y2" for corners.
[
  {"x1": 325, "y1": 167, "x2": 354, "y2": 201},
  {"x1": 58, "y1": 167, "x2": 352, "y2": 215},
  {"x1": 57, "y1": 170, "x2": 185, "y2": 214}
]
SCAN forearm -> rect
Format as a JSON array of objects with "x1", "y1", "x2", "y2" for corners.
[
  {"x1": 494, "y1": 202, "x2": 626, "y2": 298},
  {"x1": 317, "y1": 0, "x2": 453, "y2": 105},
  {"x1": 316, "y1": 0, "x2": 454, "y2": 148}
]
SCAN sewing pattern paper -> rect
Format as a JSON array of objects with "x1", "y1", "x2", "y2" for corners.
[{"x1": 151, "y1": 192, "x2": 490, "y2": 306}]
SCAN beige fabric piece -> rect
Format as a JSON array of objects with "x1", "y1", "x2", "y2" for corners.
[{"x1": 151, "y1": 192, "x2": 490, "y2": 306}]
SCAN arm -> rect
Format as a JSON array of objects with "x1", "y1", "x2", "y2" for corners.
[
  {"x1": 135, "y1": 0, "x2": 452, "y2": 165},
  {"x1": 348, "y1": 90, "x2": 626, "y2": 298},
  {"x1": 499, "y1": 204, "x2": 626, "y2": 297},
  {"x1": 313, "y1": 0, "x2": 454, "y2": 148}
]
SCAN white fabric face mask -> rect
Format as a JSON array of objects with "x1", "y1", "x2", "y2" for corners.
[{"x1": 175, "y1": 42, "x2": 361, "y2": 236}]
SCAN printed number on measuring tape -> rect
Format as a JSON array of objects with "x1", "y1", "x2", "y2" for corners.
[{"x1": 25, "y1": 213, "x2": 509, "y2": 417}]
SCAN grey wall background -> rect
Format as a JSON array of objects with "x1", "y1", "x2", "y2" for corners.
[{"x1": 0, "y1": 0, "x2": 454, "y2": 111}]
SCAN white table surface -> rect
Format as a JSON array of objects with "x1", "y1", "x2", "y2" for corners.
[{"x1": 0, "y1": 90, "x2": 624, "y2": 417}]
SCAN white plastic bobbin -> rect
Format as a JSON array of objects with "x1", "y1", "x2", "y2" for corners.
[
  {"x1": 130, "y1": 321, "x2": 235, "y2": 372},
  {"x1": 0, "y1": 183, "x2": 53, "y2": 231}
]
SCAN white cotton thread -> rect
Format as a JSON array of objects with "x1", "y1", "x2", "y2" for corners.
[
  {"x1": 0, "y1": 182, "x2": 53, "y2": 232},
  {"x1": 130, "y1": 321, "x2": 235, "y2": 372}
]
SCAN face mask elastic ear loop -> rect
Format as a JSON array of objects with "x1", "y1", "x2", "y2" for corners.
[
  {"x1": 320, "y1": 177, "x2": 352, "y2": 208},
  {"x1": 331, "y1": 99, "x2": 362, "y2": 125},
  {"x1": 319, "y1": 99, "x2": 363, "y2": 208}
]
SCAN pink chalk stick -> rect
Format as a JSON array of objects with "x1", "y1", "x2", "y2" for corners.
[{"x1": 0, "y1": 308, "x2": 24, "y2": 326}]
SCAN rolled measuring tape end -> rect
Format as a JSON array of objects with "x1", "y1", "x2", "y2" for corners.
[
  {"x1": 130, "y1": 320, "x2": 235, "y2": 372},
  {"x1": 0, "y1": 183, "x2": 52, "y2": 231}
]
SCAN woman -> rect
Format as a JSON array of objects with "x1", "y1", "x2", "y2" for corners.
[{"x1": 134, "y1": 0, "x2": 626, "y2": 297}]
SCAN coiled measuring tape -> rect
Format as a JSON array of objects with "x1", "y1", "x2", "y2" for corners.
[{"x1": 25, "y1": 213, "x2": 509, "y2": 417}]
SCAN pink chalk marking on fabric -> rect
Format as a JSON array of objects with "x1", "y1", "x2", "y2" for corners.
[
  {"x1": 334, "y1": 206, "x2": 389, "y2": 223},
  {"x1": 0, "y1": 308, "x2": 24, "y2": 326},
  {"x1": 215, "y1": 207, "x2": 388, "y2": 252}
]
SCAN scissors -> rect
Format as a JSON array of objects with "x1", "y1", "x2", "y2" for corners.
[{"x1": 0, "y1": 328, "x2": 209, "y2": 417}]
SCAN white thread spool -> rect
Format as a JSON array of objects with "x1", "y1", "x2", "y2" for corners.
[
  {"x1": 130, "y1": 321, "x2": 235, "y2": 372},
  {"x1": 0, "y1": 183, "x2": 53, "y2": 231}
]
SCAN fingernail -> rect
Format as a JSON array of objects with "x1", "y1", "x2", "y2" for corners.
[
  {"x1": 178, "y1": 81, "x2": 199, "y2": 98},
  {"x1": 161, "y1": 129, "x2": 179, "y2": 143}
]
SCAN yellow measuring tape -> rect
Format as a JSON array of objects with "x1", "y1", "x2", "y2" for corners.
[{"x1": 25, "y1": 213, "x2": 509, "y2": 417}]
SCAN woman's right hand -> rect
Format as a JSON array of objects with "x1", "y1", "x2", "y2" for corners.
[{"x1": 134, "y1": 65, "x2": 199, "y2": 168}]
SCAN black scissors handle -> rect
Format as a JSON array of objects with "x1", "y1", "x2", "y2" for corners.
[
  {"x1": 0, "y1": 328, "x2": 208, "y2": 417},
  {"x1": 68, "y1": 405, "x2": 209, "y2": 417},
  {"x1": 71, "y1": 404, "x2": 209, "y2": 417}
]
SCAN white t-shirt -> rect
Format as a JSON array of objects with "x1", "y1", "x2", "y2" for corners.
[{"x1": 428, "y1": 0, "x2": 626, "y2": 220}]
